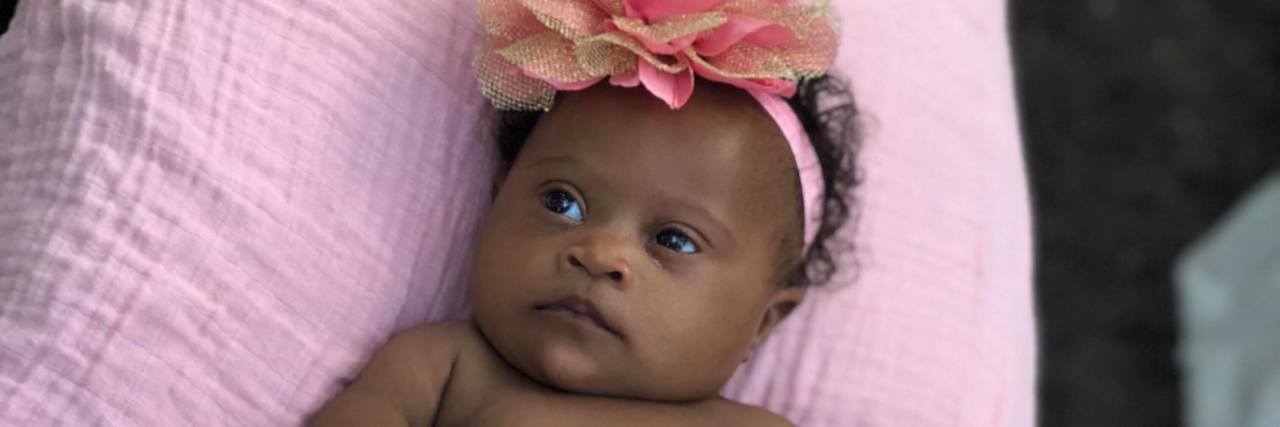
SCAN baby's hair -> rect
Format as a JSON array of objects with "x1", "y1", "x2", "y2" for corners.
[
  {"x1": 493, "y1": 75, "x2": 862, "y2": 288},
  {"x1": 782, "y1": 74, "x2": 862, "y2": 288}
]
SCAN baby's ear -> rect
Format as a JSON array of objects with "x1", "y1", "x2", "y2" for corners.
[{"x1": 751, "y1": 286, "x2": 807, "y2": 350}]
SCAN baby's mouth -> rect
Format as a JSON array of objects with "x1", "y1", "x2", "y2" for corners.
[{"x1": 535, "y1": 296, "x2": 623, "y2": 339}]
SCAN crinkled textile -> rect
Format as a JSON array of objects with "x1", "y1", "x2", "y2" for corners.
[{"x1": 0, "y1": 0, "x2": 1034, "y2": 425}]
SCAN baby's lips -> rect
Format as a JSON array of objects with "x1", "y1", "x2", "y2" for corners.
[{"x1": 538, "y1": 295, "x2": 626, "y2": 339}]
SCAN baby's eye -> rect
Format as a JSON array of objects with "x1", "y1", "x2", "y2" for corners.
[
  {"x1": 541, "y1": 190, "x2": 583, "y2": 221},
  {"x1": 653, "y1": 228, "x2": 699, "y2": 254}
]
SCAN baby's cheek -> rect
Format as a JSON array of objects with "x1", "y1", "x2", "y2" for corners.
[
  {"x1": 644, "y1": 298, "x2": 757, "y2": 395},
  {"x1": 469, "y1": 234, "x2": 537, "y2": 330},
  {"x1": 470, "y1": 216, "x2": 541, "y2": 295}
]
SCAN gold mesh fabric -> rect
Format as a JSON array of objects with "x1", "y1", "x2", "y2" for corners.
[
  {"x1": 611, "y1": 12, "x2": 728, "y2": 45},
  {"x1": 525, "y1": 0, "x2": 609, "y2": 39},
  {"x1": 474, "y1": 0, "x2": 839, "y2": 111}
]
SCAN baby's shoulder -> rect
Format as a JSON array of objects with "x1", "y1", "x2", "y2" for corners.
[
  {"x1": 415, "y1": 320, "x2": 499, "y2": 361},
  {"x1": 709, "y1": 398, "x2": 796, "y2": 427},
  {"x1": 371, "y1": 321, "x2": 494, "y2": 388},
  {"x1": 377, "y1": 321, "x2": 471, "y2": 362},
  {"x1": 393, "y1": 320, "x2": 482, "y2": 346}
]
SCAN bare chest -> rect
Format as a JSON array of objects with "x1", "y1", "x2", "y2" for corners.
[
  {"x1": 431, "y1": 343, "x2": 588, "y2": 426},
  {"x1": 428, "y1": 327, "x2": 743, "y2": 426}
]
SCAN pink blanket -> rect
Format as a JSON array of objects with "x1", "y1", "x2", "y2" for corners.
[{"x1": 0, "y1": 0, "x2": 1034, "y2": 425}]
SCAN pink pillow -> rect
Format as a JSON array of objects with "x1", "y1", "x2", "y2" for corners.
[
  {"x1": 722, "y1": 3, "x2": 1036, "y2": 425},
  {"x1": 0, "y1": 1, "x2": 1033, "y2": 426}
]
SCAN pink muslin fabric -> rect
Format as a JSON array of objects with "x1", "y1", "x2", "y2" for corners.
[{"x1": 0, "y1": 1, "x2": 1034, "y2": 426}]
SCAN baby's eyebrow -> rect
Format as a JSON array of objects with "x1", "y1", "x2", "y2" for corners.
[
  {"x1": 527, "y1": 155, "x2": 577, "y2": 169},
  {"x1": 524, "y1": 154, "x2": 602, "y2": 182}
]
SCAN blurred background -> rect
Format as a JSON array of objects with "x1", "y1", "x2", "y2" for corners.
[
  {"x1": 3, "y1": 1, "x2": 1278, "y2": 426},
  {"x1": 1014, "y1": 0, "x2": 1279, "y2": 426},
  {"x1": 1, "y1": 2, "x2": 12, "y2": 36}
]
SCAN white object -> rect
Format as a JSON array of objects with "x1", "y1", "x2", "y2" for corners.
[{"x1": 1177, "y1": 172, "x2": 1280, "y2": 427}]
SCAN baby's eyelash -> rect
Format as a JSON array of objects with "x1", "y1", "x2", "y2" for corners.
[
  {"x1": 653, "y1": 228, "x2": 699, "y2": 254},
  {"x1": 541, "y1": 189, "x2": 584, "y2": 221},
  {"x1": 536, "y1": 183, "x2": 706, "y2": 255}
]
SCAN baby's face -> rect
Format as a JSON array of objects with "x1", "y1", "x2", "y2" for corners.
[{"x1": 469, "y1": 84, "x2": 805, "y2": 401}]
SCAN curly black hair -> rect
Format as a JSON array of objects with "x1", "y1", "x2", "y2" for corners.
[{"x1": 493, "y1": 75, "x2": 862, "y2": 288}]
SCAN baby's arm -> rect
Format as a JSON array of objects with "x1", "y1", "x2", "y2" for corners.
[{"x1": 308, "y1": 324, "x2": 461, "y2": 427}]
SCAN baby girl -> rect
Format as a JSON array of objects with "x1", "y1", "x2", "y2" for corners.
[{"x1": 312, "y1": 0, "x2": 860, "y2": 425}]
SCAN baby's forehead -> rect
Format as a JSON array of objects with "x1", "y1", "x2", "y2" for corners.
[
  {"x1": 553, "y1": 83, "x2": 776, "y2": 135},
  {"x1": 542, "y1": 84, "x2": 793, "y2": 171},
  {"x1": 524, "y1": 84, "x2": 803, "y2": 240}
]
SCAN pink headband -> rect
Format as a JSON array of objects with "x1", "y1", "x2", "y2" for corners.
[
  {"x1": 474, "y1": 0, "x2": 838, "y2": 254},
  {"x1": 750, "y1": 91, "x2": 824, "y2": 252}
]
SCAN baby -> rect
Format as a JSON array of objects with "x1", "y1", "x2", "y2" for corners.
[{"x1": 312, "y1": 0, "x2": 859, "y2": 425}]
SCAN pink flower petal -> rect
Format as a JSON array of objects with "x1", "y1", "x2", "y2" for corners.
[
  {"x1": 619, "y1": 27, "x2": 697, "y2": 55},
  {"x1": 693, "y1": 14, "x2": 772, "y2": 57},
  {"x1": 743, "y1": 23, "x2": 795, "y2": 48},
  {"x1": 623, "y1": 0, "x2": 725, "y2": 21},
  {"x1": 589, "y1": 0, "x2": 626, "y2": 16},
  {"x1": 609, "y1": 66, "x2": 642, "y2": 87},
  {"x1": 689, "y1": 59, "x2": 795, "y2": 97},
  {"x1": 638, "y1": 59, "x2": 695, "y2": 109}
]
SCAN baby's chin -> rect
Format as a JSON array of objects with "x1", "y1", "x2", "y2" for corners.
[
  {"x1": 522, "y1": 339, "x2": 628, "y2": 396},
  {"x1": 475, "y1": 308, "x2": 729, "y2": 401},
  {"x1": 515, "y1": 338, "x2": 724, "y2": 402}
]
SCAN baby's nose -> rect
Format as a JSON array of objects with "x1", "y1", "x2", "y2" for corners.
[{"x1": 564, "y1": 242, "x2": 632, "y2": 288}]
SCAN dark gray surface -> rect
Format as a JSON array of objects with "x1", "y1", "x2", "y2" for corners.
[{"x1": 1013, "y1": 1, "x2": 1280, "y2": 426}]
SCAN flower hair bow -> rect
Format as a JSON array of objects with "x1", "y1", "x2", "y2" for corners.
[{"x1": 475, "y1": 0, "x2": 839, "y2": 110}]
